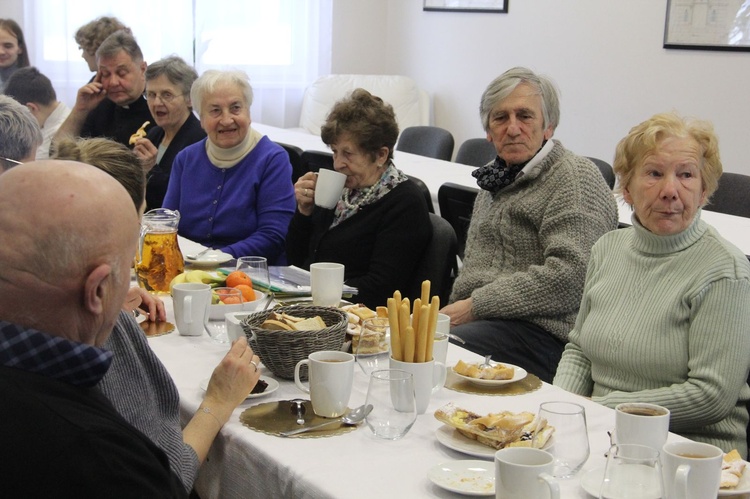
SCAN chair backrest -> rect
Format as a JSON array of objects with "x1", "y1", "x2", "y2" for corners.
[
  {"x1": 704, "y1": 172, "x2": 750, "y2": 218},
  {"x1": 396, "y1": 126, "x2": 455, "y2": 161},
  {"x1": 437, "y1": 182, "x2": 479, "y2": 261},
  {"x1": 410, "y1": 213, "x2": 458, "y2": 305},
  {"x1": 455, "y1": 138, "x2": 496, "y2": 167},
  {"x1": 299, "y1": 74, "x2": 431, "y2": 135},
  {"x1": 300, "y1": 150, "x2": 334, "y2": 173},
  {"x1": 276, "y1": 142, "x2": 305, "y2": 183},
  {"x1": 586, "y1": 156, "x2": 615, "y2": 190},
  {"x1": 407, "y1": 175, "x2": 434, "y2": 214}
]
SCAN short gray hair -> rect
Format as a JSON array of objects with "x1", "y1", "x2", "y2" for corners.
[
  {"x1": 191, "y1": 70, "x2": 253, "y2": 117},
  {"x1": 96, "y1": 30, "x2": 143, "y2": 64},
  {"x1": 479, "y1": 66, "x2": 560, "y2": 133},
  {"x1": 145, "y1": 55, "x2": 199, "y2": 98},
  {"x1": 0, "y1": 95, "x2": 42, "y2": 169}
]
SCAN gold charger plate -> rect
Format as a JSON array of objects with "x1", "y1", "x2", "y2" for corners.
[
  {"x1": 444, "y1": 369, "x2": 542, "y2": 396},
  {"x1": 139, "y1": 320, "x2": 175, "y2": 337},
  {"x1": 240, "y1": 400, "x2": 358, "y2": 438}
]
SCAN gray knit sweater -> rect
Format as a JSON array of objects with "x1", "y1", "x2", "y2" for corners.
[
  {"x1": 555, "y1": 215, "x2": 750, "y2": 454},
  {"x1": 98, "y1": 311, "x2": 199, "y2": 491},
  {"x1": 450, "y1": 140, "x2": 618, "y2": 341}
]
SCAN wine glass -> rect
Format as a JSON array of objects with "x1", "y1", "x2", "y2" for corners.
[
  {"x1": 355, "y1": 317, "x2": 390, "y2": 376},
  {"x1": 365, "y1": 369, "x2": 416, "y2": 440},
  {"x1": 599, "y1": 444, "x2": 663, "y2": 499},
  {"x1": 533, "y1": 401, "x2": 590, "y2": 478},
  {"x1": 236, "y1": 256, "x2": 270, "y2": 291}
]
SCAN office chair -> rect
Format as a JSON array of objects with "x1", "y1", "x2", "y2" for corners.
[
  {"x1": 407, "y1": 175, "x2": 435, "y2": 213},
  {"x1": 455, "y1": 138, "x2": 496, "y2": 167},
  {"x1": 276, "y1": 142, "x2": 306, "y2": 183},
  {"x1": 409, "y1": 213, "x2": 458, "y2": 305},
  {"x1": 704, "y1": 172, "x2": 750, "y2": 218},
  {"x1": 300, "y1": 150, "x2": 334, "y2": 173},
  {"x1": 437, "y1": 182, "x2": 479, "y2": 261},
  {"x1": 396, "y1": 126, "x2": 455, "y2": 162},
  {"x1": 586, "y1": 157, "x2": 616, "y2": 190}
]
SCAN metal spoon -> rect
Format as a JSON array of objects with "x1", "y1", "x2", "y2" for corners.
[
  {"x1": 290, "y1": 399, "x2": 306, "y2": 425},
  {"x1": 186, "y1": 247, "x2": 212, "y2": 260},
  {"x1": 279, "y1": 404, "x2": 373, "y2": 437},
  {"x1": 479, "y1": 354, "x2": 492, "y2": 369}
]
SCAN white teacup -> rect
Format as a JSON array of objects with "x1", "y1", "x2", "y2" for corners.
[
  {"x1": 314, "y1": 168, "x2": 347, "y2": 209},
  {"x1": 310, "y1": 262, "x2": 344, "y2": 307},
  {"x1": 495, "y1": 448, "x2": 560, "y2": 499},
  {"x1": 389, "y1": 356, "x2": 446, "y2": 414},
  {"x1": 661, "y1": 441, "x2": 723, "y2": 499},
  {"x1": 615, "y1": 402, "x2": 670, "y2": 449},
  {"x1": 172, "y1": 283, "x2": 211, "y2": 336},
  {"x1": 294, "y1": 350, "x2": 354, "y2": 418}
]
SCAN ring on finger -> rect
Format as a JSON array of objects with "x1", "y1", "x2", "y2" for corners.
[
  {"x1": 250, "y1": 360, "x2": 259, "y2": 372},
  {"x1": 305, "y1": 188, "x2": 309, "y2": 197}
]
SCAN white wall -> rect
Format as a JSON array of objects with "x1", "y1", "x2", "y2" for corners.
[{"x1": 333, "y1": 0, "x2": 750, "y2": 174}]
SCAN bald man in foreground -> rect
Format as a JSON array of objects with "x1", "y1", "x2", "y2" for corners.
[{"x1": 0, "y1": 161, "x2": 186, "y2": 497}]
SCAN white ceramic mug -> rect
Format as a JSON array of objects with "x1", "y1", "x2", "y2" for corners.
[
  {"x1": 310, "y1": 262, "x2": 345, "y2": 307},
  {"x1": 225, "y1": 311, "x2": 254, "y2": 342},
  {"x1": 432, "y1": 313, "x2": 451, "y2": 365},
  {"x1": 389, "y1": 356, "x2": 446, "y2": 414},
  {"x1": 494, "y1": 448, "x2": 560, "y2": 499},
  {"x1": 615, "y1": 402, "x2": 670, "y2": 449},
  {"x1": 314, "y1": 168, "x2": 347, "y2": 209},
  {"x1": 294, "y1": 351, "x2": 354, "y2": 417},
  {"x1": 172, "y1": 283, "x2": 211, "y2": 336},
  {"x1": 661, "y1": 441, "x2": 723, "y2": 499}
]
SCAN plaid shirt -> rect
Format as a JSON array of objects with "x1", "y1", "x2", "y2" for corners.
[{"x1": 0, "y1": 321, "x2": 112, "y2": 387}]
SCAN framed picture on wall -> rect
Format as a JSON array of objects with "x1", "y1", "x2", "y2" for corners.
[
  {"x1": 664, "y1": 0, "x2": 750, "y2": 52},
  {"x1": 423, "y1": 0, "x2": 508, "y2": 14}
]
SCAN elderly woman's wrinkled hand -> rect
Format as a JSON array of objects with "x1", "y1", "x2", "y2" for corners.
[
  {"x1": 204, "y1": 336, "x2": 261, "y2": 409},
  {"x1": 294, "y1": 171, "x2": 318, "y2": 216}
]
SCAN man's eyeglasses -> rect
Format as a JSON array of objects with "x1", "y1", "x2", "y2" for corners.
[
  {"x1": 1, "y1": 156, "x2": 23, "y2": 169},
  {"x1": 143, "y1": 91, "x2": 184, "y2": 103}
]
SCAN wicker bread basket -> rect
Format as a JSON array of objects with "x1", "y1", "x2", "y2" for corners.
[{"x1": 240, "y1": 305, "x2": 348, "y2": 380}]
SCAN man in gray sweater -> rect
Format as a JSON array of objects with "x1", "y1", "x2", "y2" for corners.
[{"x1": 441, "y1": 67, "x2": 618, "y2": 383}]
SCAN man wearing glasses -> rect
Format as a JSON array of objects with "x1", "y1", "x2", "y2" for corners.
[
  {"x1": 0, "y1": 94, "x2": 41, "y2": 171},
  {"x1": 54, "y1": 30, "x2": 154, "y2": 148}
]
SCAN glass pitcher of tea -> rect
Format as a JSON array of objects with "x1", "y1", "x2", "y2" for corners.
[{"x1": 135, "y1": 208, "x2": 184, "y2": 294}]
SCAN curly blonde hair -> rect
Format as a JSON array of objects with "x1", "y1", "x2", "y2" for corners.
[
  {"x1": 74, "y1": 16, "x2": 130, "y2": 55},
  {"x1": 613, "y1": 112, "x2": 722, "y2": 204}
]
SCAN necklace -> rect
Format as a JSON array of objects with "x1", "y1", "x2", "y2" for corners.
[{"x1": 342, "y1": 184, "x2": 379, "y2": 210}]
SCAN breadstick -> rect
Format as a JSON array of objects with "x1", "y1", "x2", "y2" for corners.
[
  {"x1": 403, "y1": 326, "x2": 415, "y2": 363},
  {"x1": 393, "y1": 290, "x2": 402, "y2": 305},
  {"x1": 415, "y1": 304, "x2": 430, "y2": 363},
  {"x1": 411, "y1": 298, "x2": 422, "y2": 341},
  {"x1": 399, "y1": 302, "x2": 410, "y2": 355},
  {"x1": 426, "y1": 296, "x2": 440, "y2": 361},
  {"x1": 420, "y1": 280, "x2": 431, "y2": 308},
  {"x1": 387, "y1": 298, "x2": 402, "y2": 361}
]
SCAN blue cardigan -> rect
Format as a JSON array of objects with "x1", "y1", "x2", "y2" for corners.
[{"x1": 163, "y1": 135, "x2": 295, "y2": 263}]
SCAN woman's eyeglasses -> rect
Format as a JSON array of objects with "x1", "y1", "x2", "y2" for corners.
[{"x1": 143, "y1": 91, "x2": 184, "y2": 103}]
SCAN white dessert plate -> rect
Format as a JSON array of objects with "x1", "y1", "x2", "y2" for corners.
[
  {"x1": 186, "y1": 250, "x2": 233, "y2": 265},
  {"x1": 428, "y1": 460, "x2": 495, "y2": 496},
  {"x1": 719, "y1": 460, "x2": 750, "y2": 496},
  {"x1": 435, "y1": 425, "x2": 551, "y2": 459},
  {"x1": 200, "y1": 376, "x2": 279, "y2": 399},
  {"x1": 451, "y1": 362, "x2": 527, "y2": 386}
]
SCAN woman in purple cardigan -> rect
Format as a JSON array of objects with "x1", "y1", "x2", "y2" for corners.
[{"x1": 163, "y1": 70, "x2": 295, "y2": 262}]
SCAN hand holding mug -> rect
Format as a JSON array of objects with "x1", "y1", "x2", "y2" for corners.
[{"x1": 294, "y1": 172, "x2": 318, "y2": 216}]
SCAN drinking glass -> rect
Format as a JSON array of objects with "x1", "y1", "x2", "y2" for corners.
[
  {"x1": 533, "y1": 401, "x2": 590, "y2": 478},
  {"x1": 236, "y1": 256, "x2": 270, "y2": 290},
  {"x1": 365, "y1": 369, "x2": 416, "y2": 440},
  {"x1": 205, "y1": 287, "x2": 243, "y2": 344},
  {"x1": 355, "y1": 317, "x2": 390, "y2": 376},
  {"x1": 599, "y1": 444, "x2": 663, "y2": 499}
]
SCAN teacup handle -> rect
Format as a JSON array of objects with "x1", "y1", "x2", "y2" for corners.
[
  {"x1": 538, "y1": 472, "x2": 559, "y2": 499},
  {"x1": 432, "y1": 361, "x2": 447, "y2": 394},
  {"x1": 294, "y1": 359, "x2": 311, "y2": 393},
  {"x1": 674, "y1": 464, "x2": 690, "y2": 498},
  {"x1": 183, "y1": 295, "x2": 193, "y2": 325}
]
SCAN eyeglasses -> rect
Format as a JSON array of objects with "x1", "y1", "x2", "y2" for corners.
[
  {"x1": 143, "y1": 91, "x2": 184, "y2": 103},
  {"x1": 1, "y1": 156, "x2": 23, "y2": 167}
]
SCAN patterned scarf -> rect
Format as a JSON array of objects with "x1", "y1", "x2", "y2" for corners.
[
  {"x1": 472, "y1": 156, "x2": 526, "y2": 193},
  {"x1": 331, "y1": 162, "x2": 407, "y2": 228}
]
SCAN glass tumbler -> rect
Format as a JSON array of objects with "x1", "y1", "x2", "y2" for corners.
[
  {"x1": 365, "y1": 369, "x2": 416, "y2": 440},
  {"x1": 236, "y1": 256, "x2": 270, "y2": 291},
  {"x1": 533, "y1": 401, "x2": 590, "y2": 478}
]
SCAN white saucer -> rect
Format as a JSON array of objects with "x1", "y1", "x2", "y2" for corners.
[
  {"x1": 199, "y1": 376, "x2": 279, "y2": 399},
  {"x1": 428, "y1": 460, "x2": 495, "y2": 496},
  {"x1": 451, "y1": 362, "x2": 528, "y2": 387},
  {"x1": 186, "y1": 250, "x2": 233, "y2": 266}
]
